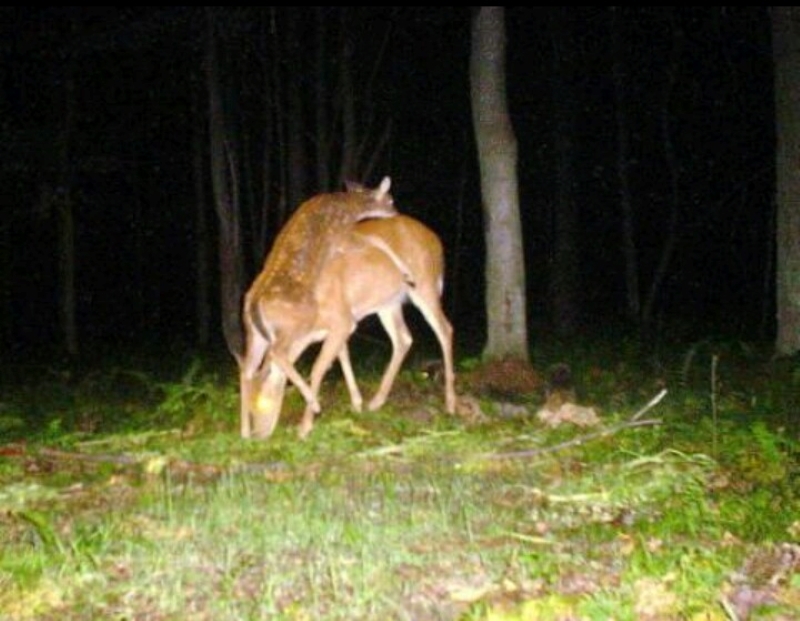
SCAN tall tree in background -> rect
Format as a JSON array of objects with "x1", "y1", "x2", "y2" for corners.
[
  {"x1": 641, "y1": 14, "x2": 683, "y2": 333},
  {"x1": 611, "y1": 9, "x2": 684, "y2": 337},
  {"x1": 0, "y1": 220, "x2": 9, "y2": 347},
  {"x1": 470, "y1": 7, "x2": 529, "y2": 362},
  {"x1": 285, "y1": 10, "x2": 310, "y2": 211},
  {"x1": 204, "y1": 8, "x2": 397, "y2": 357},
  {"x1": 53, "y1": 54, "x2": 79, "y2": 357},
  {"x1": 192, "y1": 77, "x2": 211, "y2": 349},
  {"x1": 549, "y1": 9, "x2": 581, "y2": 337},
  {"x1": 611, "y1": 7, "x2": 640, "y2": 325},
  {"x1": 206, "y1": 9, "x2": 245, "y2": 358},
  {"x1": 772, "y1": 7, "x2": 800, "y2": 356}
]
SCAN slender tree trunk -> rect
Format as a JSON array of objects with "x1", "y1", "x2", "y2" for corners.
[
  {"x1": 549, "y1": 9, "x2": 581, "y2": 337},
  {"x1": 642, "y1": 17, "x2": 682, "y2": 333},
  {"x1": 315, "y1": 7, "x2": 330, "y2": 191},
  {"x1": 612, "y1": 7, "x2": 641, "y2": 323},
  {"x1": 206, "y1": 9, "x2": 245, "y2": 358},
  {"x1": 57, "y1": 65, "x2": 78, "y2": 357},
  {"x1": 193, "y1": 82, "x2": 211, "y2": 349},
  {"x1": 57, "y1": 195, "x2": 77, "y2": 357},
  {"x1": 338, "y1": 8, "x2": 357, "y2": 184},
  {"x1": 0, "y1": 222, "x2": 9, "y2": 347},
  {"x1": 471, "y1": 6, "x2": 529, "y2": 362},
  {"x1": 773, "y1": 7, "x2": 800, "y2": 356},
  {"x1": 253, "y1": 15, "x2": 274, "y2": 267},
  {"x1": 268, "y1": 7, "x2": 288, "y2": 228},
  {"x1": 353, "y1": 18, "x2": 393, "y2": 183},
  {"x1": 132, "y1": 164, "x2": 146, "y2": 335},
  {"x1": 315, "y1": 8, "x2": 390, "y2": 189},
  {"x1": 286, "y1": 10, "x2": 309, "y2": 209},
  {"x1": 256, "y1": 102, "x2": 273, "y2": 266}
]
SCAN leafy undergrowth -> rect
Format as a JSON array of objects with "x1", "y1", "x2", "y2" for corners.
[{"x1": 1, "y1": 339, "x2": 799, "y2": 620}]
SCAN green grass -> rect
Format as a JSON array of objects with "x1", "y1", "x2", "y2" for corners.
[{"x1": 1, "y1": 336, "x2": 799, "y2": 619}]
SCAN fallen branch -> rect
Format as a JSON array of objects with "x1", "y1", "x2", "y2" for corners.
[
  {"x1": 37, "y1": 447, "x2": 144, "y2": 466},
  {"x1": 483, "y1": 389, "x2": 667, "y2": 461},
  {"x1": 632, "y1": 388, "x2": 668, "y2": 420},
  {"x1": 2, "y1": 443, "x2": 292, "y2": 479}
]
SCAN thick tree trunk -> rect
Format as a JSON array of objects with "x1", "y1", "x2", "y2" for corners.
[
  {"x1": 471, "y1": 7, "x2": 529, "y2": 362},
  {"x1": 773, "y1": 7, "x2": 800, "y2": 356}
]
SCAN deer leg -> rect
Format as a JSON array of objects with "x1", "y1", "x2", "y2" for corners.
[
  {"x1": 298, "y1": 324, "x2": 354, "y2": 438},
  {"x1": 272, "y1": 353, "x2": 321, "y2": 415},
  {"x1": 409, "y1": 286, "x2": 456, "y2": 414},
  {"x1": 337, "y1": 343, "x2": 365, "y2": 413},
  {"x1": 240, "y1": 371, "x2": 253, "y2": 439},
  {"x1": 250, "y1": 365, "x2": 289, "y2": 439},
  {"x1": 368, "y1": 305, "x2": 413, "y2": 411},
  {"x1": 239, "y1": 331, "x2": 270, "y2": 439}
]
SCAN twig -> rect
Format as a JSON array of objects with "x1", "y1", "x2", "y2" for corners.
[
  {"x1": 632, "y1": 388, "x2": 668, "y2": 420},
  {"x1": 718, "y1": 596, "x2": 740, "y2": 621},
  {"x1": 482, "y1": 418, "x2": 662, "y2": 461},
  {"x1": 483, "y1": 389, "x2": 667, "y2": 461}
]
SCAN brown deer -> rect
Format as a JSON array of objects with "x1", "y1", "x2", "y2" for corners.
[
  {"x1": 239, "y1": 182, "x2": 456, "y2": 439},
  {"x1": 238, "y1": 176, "x2": 399, "y2": 437}
]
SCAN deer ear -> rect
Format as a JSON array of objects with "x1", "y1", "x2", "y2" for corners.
[
  {"x1": 344, "y1": 180, "x2": 362, "y2": 192},
  {"x1": 377, "y1": 176, "x2": 391, "y2": 195}
]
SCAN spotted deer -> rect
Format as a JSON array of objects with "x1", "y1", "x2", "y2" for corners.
[{"x1": 239, "y1": 179, "x2": 455, "y2": 438}]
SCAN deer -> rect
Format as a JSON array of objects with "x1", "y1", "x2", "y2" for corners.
[
  {"x1": 239, "y1": 180, "x2": 456, "y2": 439},
  {"x1": 237, "y1": 176, "x2": 399, "y2": 437}
]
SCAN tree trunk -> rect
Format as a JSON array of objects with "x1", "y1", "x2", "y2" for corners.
[
  {"x1": 206, "y1": 9, "x2": 245, "y2": 358},
  {"x1": 773, "y1": 7, "x2": 800, "y2": 356},
  {"x1": 612, "y1": 8, "x2": 641, "y2": 324},
  {"x1": 193, "y1": 81, "x2": 211, "y2": 349},
  {"x1": 57, "y1": 66, "x2": 78, "y2": 358},
  {"x1": 254, "y1": 15, "x2": 275, "y2": 266},
  {"x1": 57, "y1": 196, "x2": 78, "y2": 357},
  {"x1": 315, "y1": 7, "x2": 331, "y2": 191},
  {"x1": 549, "y1": 9, "x2": 581, "y2": 337},
  {"x1": 471, "y1": 6, "x2": 529, "y2": 362},
  {"x1": 0, "y1": 222, "x2": 9, "y2": 347},
  {"x1": 286, "y1": 11, "x2": 309, "y2": 208},
  {"x1": 642, "y1": 16, "x2": 682, "y2": 334},
  {"x1": 338, "y1": 8, "x2": 357, "y2": 185}
]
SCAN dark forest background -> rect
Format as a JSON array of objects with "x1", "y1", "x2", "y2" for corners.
[{"x1": 0, "y1": 7, "x2": 775, "y2": 361}]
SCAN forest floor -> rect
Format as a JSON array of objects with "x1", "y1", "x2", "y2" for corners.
[{"x1": 1, "y1": 337, "x2": 799, "y2": 619}]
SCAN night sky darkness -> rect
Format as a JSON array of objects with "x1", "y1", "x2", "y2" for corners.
[{"x1": 0, "y1": 7, "x2": 775, "y2": 360}]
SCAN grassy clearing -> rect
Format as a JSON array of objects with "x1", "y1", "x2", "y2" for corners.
[{"x1": 1, "y1": 338, "x2": 799, "y2": 619}]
